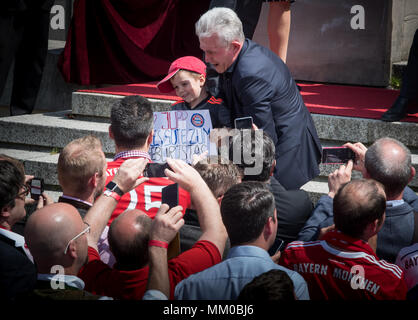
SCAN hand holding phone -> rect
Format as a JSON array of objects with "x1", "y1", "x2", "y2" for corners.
[{"x1": 321, "y1": 147, "x2": 355, "y2": 164}]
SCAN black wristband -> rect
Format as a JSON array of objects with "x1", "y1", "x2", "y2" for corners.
[{"x1": 105, "y1": 181, "x2": 125, "y2": 196}]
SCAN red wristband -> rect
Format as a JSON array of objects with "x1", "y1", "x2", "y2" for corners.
[{"x1": 148, "y1": 240, "x2": 169, "y2": 249}]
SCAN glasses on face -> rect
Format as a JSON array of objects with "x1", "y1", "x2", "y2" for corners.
[
  {"x1": 63, "y1": 221, "x2": 90, "y2": 255},
  {"x1": 11, "y1": 184, "x2": 30, "y2": 202}
]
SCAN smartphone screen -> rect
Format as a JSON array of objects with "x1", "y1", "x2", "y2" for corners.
[
  {"x1": 30, "y1": 178, "x2": 44, "y2": 200},
  {"x1": 234, "y1": 116, "x2": 253, "y2": 129},
  {"x1": 321, "y1": 147, "x2": 355, "y2": 164},
  {"x1": 161, "y1": 183, "x2": 179, "y2": 209},
  {"x1": 143, "y1": 163, "x2": 170, "y2": 178}
]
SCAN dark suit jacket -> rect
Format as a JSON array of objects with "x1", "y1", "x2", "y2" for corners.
[
  {"x1": 297, "y1": 186, "x2": 418, "y2": 263},
  {"x1": 220, "y1": 39, "x2": 322, "y2": 190},
  {"x1": 0, "y1": 233, "x2": 37, "y2": 300},
  {"x1": 267, "y1": 176, "x2": 313, "y2": 249}
]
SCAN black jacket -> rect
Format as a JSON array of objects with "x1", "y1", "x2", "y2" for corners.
[{"x1": 220, "y1": 39, "x2": 322, "y2": 189}]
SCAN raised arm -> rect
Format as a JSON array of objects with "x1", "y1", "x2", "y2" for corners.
[
  {"x1": 145, "y1": 203, "x2": 185, "y2": 299},
  {"x1": 164, "y1": 158, "x2": 228, "y2": 255},
  {"x1": 84, "y1": 158, "x2": 148, "y2": 250}
]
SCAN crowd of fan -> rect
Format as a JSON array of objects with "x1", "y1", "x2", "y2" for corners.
[{"x1": 1, "y1": 94, "x2": 417, "y2": 301}]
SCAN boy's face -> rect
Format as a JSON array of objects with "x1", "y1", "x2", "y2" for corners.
[{"x1": 170, "y1": 70, "x2": 205, "y2": 107}]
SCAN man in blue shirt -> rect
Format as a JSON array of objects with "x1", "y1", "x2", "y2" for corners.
[{"x1": 174, "y1": 181, "x2": 309, "y2": 300}]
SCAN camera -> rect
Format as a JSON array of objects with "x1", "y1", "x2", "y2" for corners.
[
  {"x1": 234, "y1": 116, "x2": 253, "y2": 129},
  {"x1": 143, "y1": 162, "x2": 170, "y2": 178},
  {"x1": 321, "y1": 147, "x2": 355, "y2": 164},
  {"x1": 30, "y1": 178, "x2": 44, "y2": 200}
]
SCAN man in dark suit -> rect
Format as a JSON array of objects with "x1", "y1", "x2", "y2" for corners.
[
  {"x1": 0, "y1": 0, "x2": 55, "y2": 115},
  {"x1": 0, "y1": 159, "x2": 36, "y2": 300},
  {"x1": 195, "y1": 7, "x2": 322, "y2": 190},
  {"x1": 381, "y1": 28, "x2": 418, "y2": 121},
  {"x1": 230, "y1": 130, "x2": 313, "y2": 252}
]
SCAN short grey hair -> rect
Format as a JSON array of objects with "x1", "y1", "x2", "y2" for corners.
[
  {"x1": 195, "y1": 7, "x2": 245, "y2": 46},
  {"x1": 365, "y1": 137, "x2": 412, "y2": 198}
]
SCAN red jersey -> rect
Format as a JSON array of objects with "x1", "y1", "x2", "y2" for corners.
[
  {"x1": 105, "y1": 155, "x2": 191, "y2": 225},
  {"x1": 78, "y1": 240, "x2": 221, "y2": 300},
  {"x1": 279, "y1": 230, "x2": 407, "y2": 300}
]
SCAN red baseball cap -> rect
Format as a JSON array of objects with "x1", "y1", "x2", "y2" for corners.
[{"x1": 157, "y1": 56, "x2": 207, "y2": 93}]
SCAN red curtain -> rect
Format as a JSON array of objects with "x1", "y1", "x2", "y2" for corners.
[{"x1": 58, "y1": 0, "x2": 210, "y2": 85}]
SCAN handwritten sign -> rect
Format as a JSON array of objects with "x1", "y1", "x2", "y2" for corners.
[{"x1": 150, "y1": 110, "x2": 215, "y2": 163}]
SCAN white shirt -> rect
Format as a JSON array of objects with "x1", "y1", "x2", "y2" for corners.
[{"x1": 0, "y1": 227, "x2": 33, "y2": 262}]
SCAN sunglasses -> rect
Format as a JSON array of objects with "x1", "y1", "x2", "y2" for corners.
[{"x1": 63, "y1": 221, "x2": 90, "y2": 255}]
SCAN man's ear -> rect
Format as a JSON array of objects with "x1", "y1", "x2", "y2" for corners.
[
  {"x1": 89, "y1": 172, "x2": 99, "y2": 189},
  {"x1": 270, "y1": 160, "x2": 276, "y2": 177},
  {"x1": 263, "y1": 215, "x2": 275, "y2": 241},
  {"x1": 409, "y1": 166, "x2": 416, "y2": 183},
  {"x1": 66, "y1": 241, "x2": 78, "y2": 260},
  {"x1": 146, "y1": 129, "x2": 154, "y2": 147},
  {"x1": 109, "y1": 126, "x2": 114, "y2": 140},
  {"x1": 0, "y1": 205, "x2": 11, "y2": 219},
  {"x1": 230, "y1": 40, "x2": 242, "y2": 56}
]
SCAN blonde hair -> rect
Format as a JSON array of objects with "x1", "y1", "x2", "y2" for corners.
[{"x1": 58, "y1": 135, "x2": 105, "y2": 194}]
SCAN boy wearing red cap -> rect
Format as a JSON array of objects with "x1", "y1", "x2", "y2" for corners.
[{"x1": 157, "y1": 56, "x2": 231, "y2": 128}]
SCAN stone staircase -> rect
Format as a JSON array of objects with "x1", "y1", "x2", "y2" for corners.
[{"x1": 0, "y1": 89, "x2": 417, "y2": 205}]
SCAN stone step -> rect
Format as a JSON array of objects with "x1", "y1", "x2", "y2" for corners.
[
  {"x1": 0, "y1": 111, "x2": 115, "y2": 154},
  {"x1": 71, "y1": 91, "x2": 418, "y2": 151}
]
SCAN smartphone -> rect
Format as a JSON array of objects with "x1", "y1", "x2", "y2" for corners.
[
  {"x1": 30, "y1": 178, "x2": 44, "y2": 200},
  {"x1": 321, "y1": 147, "x2": 355, "y2": 164},
  {"x1": 234, "y1": 116, "x2": 253, "y2": 129},
  {"x1": 143, "y1": 163, "x2": 170, "y2": 177},
  {"x1": 161, "y1": 183, "x2": 179, "y2": 209},
  {"x1": 274, "y1": 240, "x2": 285, "y2": 254}
]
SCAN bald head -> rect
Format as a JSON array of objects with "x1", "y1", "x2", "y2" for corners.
[
  {"x1": 333, "y1": 179, "x2": 386, "y2": 239},
  {"x1": 108, "y1": 209, "x2": 152, "y2": 270},
  {"x1": 25, "y1": 203, "x2": 88, "y2": 274},
  {"x1": 365, "y1": 137, "x2": 412, "y2": 198}
]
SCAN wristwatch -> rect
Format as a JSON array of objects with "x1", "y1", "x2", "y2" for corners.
[{"x1": 105, "y1": 181, "x2": 125, "y2": 196}]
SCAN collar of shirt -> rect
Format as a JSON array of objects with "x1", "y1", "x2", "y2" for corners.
[
  {"x1": 113, "y1": 150, "x2": 151, "y2": 162},
  {"x1": 60, "y1": 195, "x2": 93, "y2": 207},
  {"x1": 386, "y1": 199, "x2": 405, "y2": 207},
  {"x1": 37, "y1": 273, "x2": 85, "y2": 290},
  {"x1": 322, "y1": 229, "x2": 376, "y2": 257},
  {"x1": 226, "y1": 245, "x2": 273, "y2": 262}
]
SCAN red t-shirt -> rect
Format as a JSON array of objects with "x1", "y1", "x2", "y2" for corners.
[
  {"x1": 279, "y1": 230, "x2": 407, "y2": 300},
  {"x1": 78, "y1": 240, "x2": 221, "y2": 300},
  {"x1": 105, "y1": 157, "x2": 191, "y2": 225}
]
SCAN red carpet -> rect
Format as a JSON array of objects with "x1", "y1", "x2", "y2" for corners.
[{"x1": 80, "y1": 82, "x2": 418, "y2": 123}]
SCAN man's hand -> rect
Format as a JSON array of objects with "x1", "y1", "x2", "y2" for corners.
[
  {"x1": 319, "y1": 224, "x2": 335, "y2": 239},
  {"x1": 112, "y1": 158, "x2": 149, "y2": 194},
  {"x1": 164, "y1": 158, "x2": 204, "y2": 192},
  {"x1": 328, "y1": 160, "x2": 353, "y2": 198},
  {"x1": 344, "y1": 142, "x2": 368, "y2": 176},
  {"x1": 150, "y1": 204, "x2": 185, "y2": 243},
  {"x1": 35, "y1": 192, "x2": 54, "y2": 209}
]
